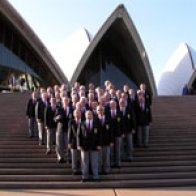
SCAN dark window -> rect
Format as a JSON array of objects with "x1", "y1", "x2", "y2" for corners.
[
  {"x1": 4, "y1": 27, "x2": 12, "y2": 49},
  {"x1": 0, "y1": 19, "x2": 4, "y2": 43}
]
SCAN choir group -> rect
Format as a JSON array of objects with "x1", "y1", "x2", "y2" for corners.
[{"x1": 26, "y1": 80, "x2": 152, "y2": 182}]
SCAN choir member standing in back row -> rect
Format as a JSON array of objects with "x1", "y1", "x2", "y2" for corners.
[
  {"x1": 35, "y1": 91, "x2": 48, "y2": 146},
  {"x1": 26, "y1": 91, "x2": 38, "y2": 138},
  {"x1": 135, "y1": 92, "x2": 152, "y2": 148}
]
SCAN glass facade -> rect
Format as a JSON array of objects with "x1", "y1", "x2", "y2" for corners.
[
  {"x1": 77, "y1": 39, "x2": 138, "y2": 90},
  {"x1": 0, "y1": 13, "x2": 59, "y2": 91}
]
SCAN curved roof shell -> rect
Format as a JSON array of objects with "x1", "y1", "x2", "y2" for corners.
[
  {"x1": 158, "y1": 43, "x2": 196, "y2": 95},
  {"x1": 52, "y1": 28, "x2": 91, "y2": 81},
  {"x1": 70, "y1": 4, "x2": 157, "y2": 95}
]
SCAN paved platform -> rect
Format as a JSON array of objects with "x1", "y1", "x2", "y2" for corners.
[{"x1": 1, "y1": 188, "x2": 196, "y2": 196}]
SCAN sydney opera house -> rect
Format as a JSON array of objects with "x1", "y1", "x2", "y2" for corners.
[
  {"x1": 0, "y1": 0, "x2": 157, "y2": 95},
  {"x1": 158, "y1": 43, "x2": 196, "y2": 95}
]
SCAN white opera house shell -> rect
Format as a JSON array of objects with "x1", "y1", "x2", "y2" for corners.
[{"x1": 158, "y1": 43, "x2": 196, "y2": 95}]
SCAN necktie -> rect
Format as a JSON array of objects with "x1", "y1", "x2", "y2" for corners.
[
  {"x1": 64, "y1": 107, "x2": 67, "y2": 115},
  {"x1": 87, "y1": 120, "x2": 90, "y2": 130},
  {"x1": 140, "y1": 103, "x2": 144, "y2": 111},
  {"x1": 52, "y1": 106, "x2": 55, "y2": 111},
  {"x1": 122, "y1": 110, "x2": 125, "y2": 116},
  {"x1": 112, "y1": 110, "x2": 115, "y2": 118},
  {"x1": 66, "y1": 107, "x2": 69, "y2": 116}
]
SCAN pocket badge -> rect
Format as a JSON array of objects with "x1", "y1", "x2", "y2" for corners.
[
  {"x1": 106, "y1": 124, "x2": 109, "y2": 130},
  {"x1": 94, "y1": 128, "x2": 98, "y2": 134}
]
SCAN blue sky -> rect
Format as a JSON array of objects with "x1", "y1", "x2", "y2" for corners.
[{"x1": 8, "y1": 0, "x2": 196, "y2": 84}]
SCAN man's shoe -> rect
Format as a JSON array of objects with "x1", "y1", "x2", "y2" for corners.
[
  {"x1": 92, "y1": 178, "x2": 100, "y2": 182},
  {"x1": 72, "y1": 171, "x2": 81, "y2": 175},
  {"x1": 45, "y1": 150, "x2": 51, "y2": 155},
  {"x1": 81, "y1": 179, "x2": 88, "y2": 182},
  {"x1": 127, "y1": 157, "x2": 133, "y2": 162},
  {"x1": 113, "y1": 165, "x2": 120, "y2": 169},
  {"x1": 57, "y1": 158, "x2": 64, "y2": 163},
  {"x1": 38, "y1": 140, "x2": 44, "y2": 146},
  {"x1": 73, "y1": 171, "x2": 82, "y2": 175}
]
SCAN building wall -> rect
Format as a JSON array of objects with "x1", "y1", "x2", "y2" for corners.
[
  {"x1": 158, "y1": 43, "x2": 195, "y2": 95},
  {"x1": 0, "y1": 11, "x2": 59, "y2": 90}
]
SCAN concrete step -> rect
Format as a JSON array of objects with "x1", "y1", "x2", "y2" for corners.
[
  {"x1": 1, "y1": 172, "x2": 196, "y2": 182},
  {"x1": 1, "y1": 148, "x2": 196, "y2": 155},
  {"x1": 1, "y1": 93, "x2": 196, "y2": 188},
  {"x1": 1, "y1": 160, "x2": 196, "y2": 168},
  {"x1": 1, "y1": 151, "x2": 196, "y2": 158},
  {"x1": 1, "y1": 164, "x2": 196, "y2": 175},
  {"x1": 0, "y1": 178, "x2": 196, "y2": 189}
]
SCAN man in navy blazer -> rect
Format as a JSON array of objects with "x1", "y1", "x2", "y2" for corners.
[
  {"x1": 35, "y1": 91, "x2": 48, "y2": 146},
  {"x1": 54, "y1": 97, "x2": 73, "y2": 163},
  {"x1": 78, "y1": 110, "x2": 102, "y2": 182},
  {"x1": 135, "y1": 93, "x2": 152, "y2": 148},
  {"x1": 97, "y1": 105, "x2": 113, "y2": 174},
  {"x1": 68, "y1": 109, "x2": 82, "y2": 175},
  {"x1": 26, "y1": 91, "x2": 38, "y2": 138},
  {"x1": 45, "y1": 97, "x2": 57, "y2": 154},
  {"x1": 119, "y1": 98, "x2": 136, "y2": 161}
]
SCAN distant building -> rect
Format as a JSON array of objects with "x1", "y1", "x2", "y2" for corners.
[
  {"x1": 0, "y1": 0, "x2": 68, "y2": 91},
  {"x1": 0, "y1": 1, "x2": 157, "y2": 95},
  {"x1": 158, "y1": 43, "x2": 196, "y2": 95}
]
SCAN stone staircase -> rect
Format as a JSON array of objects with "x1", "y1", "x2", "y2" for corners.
[{"x1": 0, "y1": 93, "x2": 196, "y2": 188}]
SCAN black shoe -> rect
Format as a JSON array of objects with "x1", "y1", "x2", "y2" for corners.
[
  {"x1": 127, "y1": 157, "x2": 133, "y2": 162},
  {"x1": 72, "y1": 171, "x2": 82, "y2": 175},
  {"x1": 113, "y1": 165, "x2": 120, "y2": 169},
  {"x1": 92, "y1": 179, "x2": 100, "y2": 182},
  {"x1": 57, "y1": 158, "x2": 64, "y2": 163},
  {"x1": 81, "y1": 179, "x2": 89, "y2": 182},
  {"x1": 100, "y1": 171, "x2": 108, "y2": 175},
  {"x1": 38, "y1": 141, "x2": 44, "y2": 146},
  {"x1": 45, "y1": 150, "x2": 51, "y2": 155}
]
